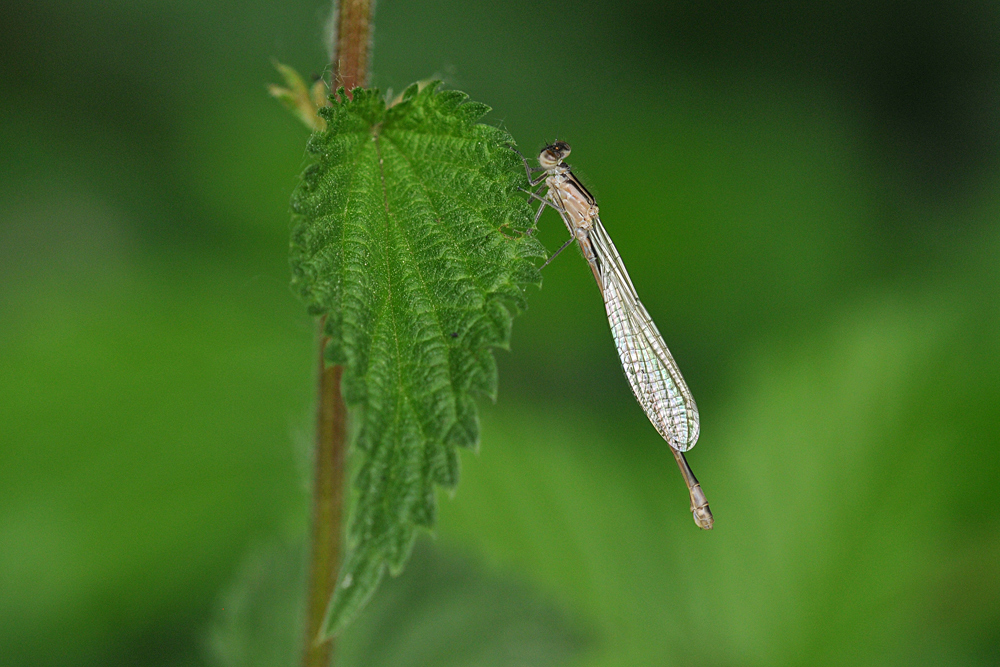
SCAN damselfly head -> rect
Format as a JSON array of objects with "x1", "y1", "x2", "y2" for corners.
[{"x1": 538, "y1": 141, "x2": 572, "y2": 169}]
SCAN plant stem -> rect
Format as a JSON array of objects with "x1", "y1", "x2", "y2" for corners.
[
  {"x1": 331, "y1": 0, "x2": 373, "y2": 95},
  {"x1": 301, "y1": 3, "x2": 373, "y2": 666},
  {"x1": 302, "y1": 323, "x2": 348, "y2": 667}
]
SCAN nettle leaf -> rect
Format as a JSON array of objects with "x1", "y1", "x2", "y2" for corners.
[{"x1": 290, "y1": 82, "x2": 544, "y2": 637}]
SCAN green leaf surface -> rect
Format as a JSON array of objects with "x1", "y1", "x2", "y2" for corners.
[{"x1": 289, "y1": 82, "x2": 544, "y2": 636}]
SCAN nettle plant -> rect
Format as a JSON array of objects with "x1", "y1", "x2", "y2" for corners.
[{"x1": 282, "y1": 79, "x2": 545, "y2": 636}]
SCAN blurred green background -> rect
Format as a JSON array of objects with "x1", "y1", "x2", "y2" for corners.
[{"x1": 2, "y1": 0, "x2": 999, "y2": 665}]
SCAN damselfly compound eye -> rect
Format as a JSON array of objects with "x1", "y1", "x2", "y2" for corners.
[{"x1": 537, "y1": 147, "x2": 562, "y2": 169}]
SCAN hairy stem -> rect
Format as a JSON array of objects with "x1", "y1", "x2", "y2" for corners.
[
  {"x1": 302, "y1": 3, "x2": 374, "y2": 665},
  {"x1": 331, "y1": 0, "x2": 374, "y2": 95}
]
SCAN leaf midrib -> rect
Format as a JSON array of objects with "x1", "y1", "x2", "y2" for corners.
[
  {"x1": 381, "y1": 132, "x2": 500, "y2": 313},
  {"x1": 373, "y1": 129, "x2": 441, "y2": 479}
]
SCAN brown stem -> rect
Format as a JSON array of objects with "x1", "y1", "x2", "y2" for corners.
[
  {"x1": 302, "y1": 323, "x2": 348, "y2": 667},
  {"x1": 301, "y1": 3, "x2": 374, "y2": 666},
  {"x1": 331, "y1": 0, "x2": 374, "y2": 96}
]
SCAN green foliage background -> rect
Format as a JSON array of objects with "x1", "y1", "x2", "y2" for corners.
[{"x1": 2, "y1": 1, "x2": 999, "y2": 665}]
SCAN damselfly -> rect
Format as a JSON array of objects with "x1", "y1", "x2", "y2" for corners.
[{"x1": 522, "y1": 141, "x2": 713, "y2": 530}]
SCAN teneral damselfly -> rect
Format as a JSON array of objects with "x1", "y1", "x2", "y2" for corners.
[{"x1": 523, "y1": 141, "x2": 713, "y2": 530}]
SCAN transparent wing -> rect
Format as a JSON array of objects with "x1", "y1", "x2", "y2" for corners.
[{"x1": 588, "y1": 219, "x2": 700, "y2": 451}]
